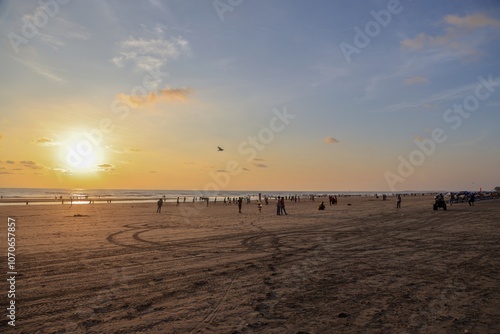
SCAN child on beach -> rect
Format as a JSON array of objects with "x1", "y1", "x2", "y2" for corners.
[{"x1": 257, "y1": 202, "x2": 262, "y2": 213}]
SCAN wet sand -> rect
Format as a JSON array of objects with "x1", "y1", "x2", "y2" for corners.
[{"x1": 0, "y1": 195, "x2": 499, "y2": 333}]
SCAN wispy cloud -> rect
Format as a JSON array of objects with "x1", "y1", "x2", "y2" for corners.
[
  {"x1": 14, "y1": 57, "x2": 65, "y2": 83},
  {"x1": 20, "y1": 160, "x2": 44, "y2": 169},
  {"x1": 32, "y1": 137, "x2": 62, "y2": 146},
  {"x1": 444, "y1": 13, "x2": 500, "y2": 29},
  {"x1": 97, "y1": 163, "x2": 115, "y2": 172},
  {"x1": 112, "y1": 24, "x2": 190, "y2": 72},
  {"x1": 252, "y1": 158, "x2": 268, "y2": 168},
  {"x1": 369, "y1": 78, "x2": 490, "y2": 113},
  {"x1": 401, "y1": 12, "x2": 500, "y2": 61},
  {"x1": 448, "y1": 130, "x2": 489, "y2": 147}
]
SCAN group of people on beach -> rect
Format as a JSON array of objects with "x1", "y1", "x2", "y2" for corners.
[{"x1": 276, "y1": 196, "x2": 288, "y2": 215}]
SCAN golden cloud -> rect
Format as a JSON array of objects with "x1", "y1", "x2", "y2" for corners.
[
  {"x1": 324, "y1": 136, "x2": 340, "y2": 144},
  {"x1": 444, "y1": 13, "x2": 500, "y2": 29},
  {"x1": 116, "y1": 87, "x2": 193, "y2": 107},
  {"x1": 401, "y1": 13, "x2": 500, "y2": 51},
  {"x1": 32, "y1": 137, "x2": 61, "y2": 146}
]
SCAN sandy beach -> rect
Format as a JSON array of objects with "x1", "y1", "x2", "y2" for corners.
[{"x1": 1, "y1": 195, "x2": 499, "y2": 333}]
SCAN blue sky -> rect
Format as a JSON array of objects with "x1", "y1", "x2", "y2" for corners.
[{"x1": 0, "y1": 0, "x2": 499, "y2": 191}]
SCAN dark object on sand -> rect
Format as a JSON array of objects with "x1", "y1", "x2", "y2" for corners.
[{"x1": 433, "y1": 194, "x2": 447, "y2": 211}]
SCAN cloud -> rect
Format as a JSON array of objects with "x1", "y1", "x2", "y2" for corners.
[
  {"x1": 14, "y1": 58, "x2": 66, "y2": 83},
  {"x1": 324, "y1": 136, "x2": 340, "y2": 144},
  {"x1": 149, "y1": 0, "x2": 165, "y2": 10},
  {"x1": 32, "y1": 137, "x2": 61, "y2": 146},
  {"x1": 112, "y1": 25, "x2": 190, "y2": 72},
  {"x1": 0, "y1": 171, "x2": 13, "y2": 175},
  {"x1": 242, "y1": 168, "x2": 250, "y2": 171},
  {"x1": 128, "y1": 148, "x2": 142, "y2": 152},
  {"x1": 369, "y1": 77, "x2": 497, "y2": 113},
  {"x1": 97, "y1": 163, "x2": 115, "y2": 172},
  {"x1": 401, "y1": 32, "x2": 427, "y2": 50},
  {"x1": 404, "y1": 76, "x2": 429, "y2": 85},
  {"x1": 149, "y1": 170, "x2": 158, "y2": 173},
  {"x1": 5, "y1": 160, "x2": 15, "y2": 164},
  {"x1": 448, "y1": 130, "x2": 489, "y2": 147},
  {"x1": 401, "y1": 13, "x2": 500, "y2": 57},
  {"x1": 413, "y1": 136, "x2": 425, "y2": 142},
  {"x1": 116, "y1": 87, "x2": 192, "y2": 107},
  {"x1": 20, "y1": 161, "x2": 44, "y2": 169},
  {"x1": 444, "y1": 13, "x2": 500, "y2": 29},
  {"x1": 252, "y1": 158, "x2": 268, "y2": 168}
]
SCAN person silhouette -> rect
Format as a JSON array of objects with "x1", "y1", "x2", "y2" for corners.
[
  {"x1": 157, "y1": 198, "x2": 163, "y2": 213},
  {"x1": 280, "y1": 196, "x2": 288, "y2": 215},
  {"x1": 238, "y1": 197, "x2": 243, "y2": 213}
]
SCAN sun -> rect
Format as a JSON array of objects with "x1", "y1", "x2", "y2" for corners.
[{"x1": 58, "y1": 130, "x2": 106, "y2": 174}]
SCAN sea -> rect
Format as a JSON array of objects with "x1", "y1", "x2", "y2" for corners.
[{"x1": 0, "y1": 187, "x2": 426, "y2": 206}]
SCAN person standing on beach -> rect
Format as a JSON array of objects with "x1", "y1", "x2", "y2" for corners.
[
  {"x1": 469, "y1": 193, "x2": 475, "y2": 206},
  {"x1": 396, "y1": 194, "x2": 401, "y2": 208},
  {"x1": 238, "y1": 197, "x2": 243, "y2": 213},
  {"x1": 157, "y1": 198, "x2": 163, "y2": 213},
  {"x1": 276, "y1": 196, "x2": 281, "y2": 215},
  {"x1": 280, "y1": 196, "x2": 288, "y2": 215}
]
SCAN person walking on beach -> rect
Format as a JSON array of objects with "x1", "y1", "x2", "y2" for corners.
[
  {"x1": 469, "y1": 192, "x2": 475, "y2": 206},
  {"x1": 157, "y1": 198, "x2": 163, "y2": 213},
  {"x1": 396, "y1": 194, "x2": 401, "y2": 208},
  {"x1": 238, "y1": 197, "x2": 243, "y2": 213},
  {"x1": 280, "y1": 196, "x2": 288, "y2": 215},
  {"x1": 276, "y1": 196, "x2": 281, "y2": 215}
]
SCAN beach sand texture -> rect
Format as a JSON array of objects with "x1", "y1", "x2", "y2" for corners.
[{"x1": 1, "y1": 195, "x2": 499, "y2": 333}]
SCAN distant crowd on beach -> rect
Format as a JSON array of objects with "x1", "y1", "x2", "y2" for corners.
[
  {"x1": 150, "y1": 191, "x2": 499, "y2": 214},
  {"x1": 8, "y1": 190, "x2": 499, "y2": 209}
]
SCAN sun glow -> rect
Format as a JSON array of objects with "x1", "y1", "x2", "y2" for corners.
[{"x1": 57, "y1": 130, "x2": 106, "y2": 174}]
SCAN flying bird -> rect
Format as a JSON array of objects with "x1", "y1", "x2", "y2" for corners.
[{"x1": 217, "y1": 146, "x2": 224, "y2": 151}]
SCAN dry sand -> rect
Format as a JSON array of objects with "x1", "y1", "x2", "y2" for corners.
[{"x1": 0, "y1": 195, "x2": 499, "y2": 333}]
